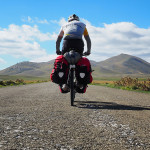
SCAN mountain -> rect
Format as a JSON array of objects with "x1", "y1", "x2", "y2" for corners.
[
  {"x1": 98, "y1": 54, "x2": 150, "y2": 74},
  {"x1": 0, "y1": 54, "x2": 150, "y2": 78},
  {"x1": 0, "y1": 61, "x2": 54, "y2": 77}
]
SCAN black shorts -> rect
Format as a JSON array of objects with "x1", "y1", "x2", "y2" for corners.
[{"x1": 62, "y1": 39, "x2": 84, "y2": 55}]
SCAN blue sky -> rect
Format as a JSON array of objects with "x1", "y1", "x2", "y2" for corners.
[{"x1": 0, "y1": 0, "x2": 150, "y2": 70}]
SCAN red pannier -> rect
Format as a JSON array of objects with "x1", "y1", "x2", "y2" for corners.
[
  {"x1": 50, "y1": 55, "x2": 69, "y2": 84},
  {"x1": 75, "y1": 57, "x2": 93, "y2": 85}
]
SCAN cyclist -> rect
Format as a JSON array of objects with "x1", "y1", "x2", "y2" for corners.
[
  {"x1": 56, "y1": 14, "x2": 91, "y2": 56},
  {"x1": 55, "y1": 14, "x2": 92, "y2": 91}
]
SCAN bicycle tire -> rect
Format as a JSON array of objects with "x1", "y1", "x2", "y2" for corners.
[{"x1": 70, "y1": 69, "x2": 75, "y2": 106}]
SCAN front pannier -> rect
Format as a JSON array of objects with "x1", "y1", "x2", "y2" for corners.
[
  {"x1": 50, "y1": 55, "x2": 69, "y2": 84},
  {"x1": 75, "y1": 57, "x2": 93, "y2": 84}
]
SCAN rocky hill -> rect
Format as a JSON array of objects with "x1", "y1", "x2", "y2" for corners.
[
  {"x1": 0, "y1": 54, "x2": 150, "y2": 77},
  {"x1": 98, "y1": 54, "x2": 150, "y2": 74}
]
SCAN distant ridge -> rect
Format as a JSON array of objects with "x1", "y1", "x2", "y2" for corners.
[
  {"x1": 0, "y1": 61, "x2": 52, "y2": 77},
  {"x1": 0, "y1": 53, "x2": 150, "y2": 77},
  {"x1": 98, "y1": 54, "x2": 150, "y2": 74}
]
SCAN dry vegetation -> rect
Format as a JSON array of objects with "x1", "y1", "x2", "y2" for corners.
[
  {"x1": 92, "y1": 76, "x2": 150, "y2": 92},
  {"x1": 0, "y1": 79, "x2": 49, "y2": 87},
  {"x1": 92, "y1": 80, "x2": 114, "y2": 85},
  {"x1": 114, "y1": 76, "x2": 150, "y2": 91},
  {"x1": 1, "y1": 76, "x2": 150, "y2": 92}
]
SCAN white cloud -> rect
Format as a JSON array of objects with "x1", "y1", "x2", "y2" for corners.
[
  {"x1": 81, "y1": 19, "x2": 150, "y2": 62},
  {"x1": 35, "y1": 18, "x2": 49, "y2": 24},
  {"x1": 58, "y1": 18, "x2": 67, "y2": 26},
  {"x1": 1, "y1": 17, "x2": 150, "y2": 65},
  {"x1": 27, "y1": 16, "x2": 33, "y2": 23},
  {"x1": 22, "y1": 16, "x2": 49, "y2": 24},
  {"x1": 0, "y1": 24, "x2": 57, "y2": 60},
  {"x1": 30, "y1": 54, "x2": 57, "y2": 62},
  {"x1": 55, "y1": 18, "x2": 150, "y2": 62},
  {"x1": 0, "y1": 58, "x2": 6, "y2": 64},
  {"x1": 0, "y1": 24, "x2": 53, "y2": 42},
  {"x1": 22, "y1": 16, "x2": 67, "y2": 26},
  {"x1": 48, "y1": 17, "x2": 67, "y2": 27}
]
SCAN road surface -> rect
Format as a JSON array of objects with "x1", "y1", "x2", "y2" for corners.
[{"x1": 0, "y1": 82, "x2": 150, "y2": 149}]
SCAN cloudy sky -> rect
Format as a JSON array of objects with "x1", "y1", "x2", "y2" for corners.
[{"x1": 0, "y1": 0, "x2": 150, "y2": 70}]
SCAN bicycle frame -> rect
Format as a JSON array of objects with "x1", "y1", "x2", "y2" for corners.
[
  {"x1": 63, "y1": 50, "x2": 88, "y2": 106},
  {"x1": 64, "y1": 51, "x2": 81, "y2": 106},
  {"x1": 68, "y1": 64, "x2": 76, "y2": 106}
]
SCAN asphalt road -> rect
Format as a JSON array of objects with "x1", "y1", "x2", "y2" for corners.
[{"x1": 0, "y1": 82, "x2": 150, "y2": 150}]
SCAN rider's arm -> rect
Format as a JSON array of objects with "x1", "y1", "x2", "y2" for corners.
[
  {"x1": 84, "y1": 27, "x2": 91, "y2": 55},
  {"x1": 56, "y1": 29, "x2": 64, "y2": 54}
]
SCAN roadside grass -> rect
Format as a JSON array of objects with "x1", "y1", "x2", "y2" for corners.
[
  {"x1": 91, "y1": 77, "x2": 150, "y2": 93},
  {"x1": 0, "y1": 75, "x2": 49, "y2": 81},
  {"x1": 1, "y1": 75, "x2": 150, "y2": 93},
  {"x1": 0, "y1": 78, "x2": 50, "y2": 88}
]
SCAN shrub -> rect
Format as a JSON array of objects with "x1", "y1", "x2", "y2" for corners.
[
  {"x1": 5, "y1": 80, "x2": 16, "y2": 86},
  {"x1": 15, "y1": 79, "x2": 25, "y2": 84},
  {"x1": 114, "y1": 77, "x2": 150, "y2": 91},
  {"x1": 0, "y1": 81, "x2": 6, "y2": 86}
]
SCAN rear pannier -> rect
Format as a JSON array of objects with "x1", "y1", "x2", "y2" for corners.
[
  {"x1": 50, "y1": 55, "x2": 69, "y2": 84},
  {"x1": 75, "y1": 57, "x2": 93, "y2": 84}
]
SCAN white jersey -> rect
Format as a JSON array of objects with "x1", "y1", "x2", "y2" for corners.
[{"x1": 61, "y1": 20, "x2": 86, "y2": 40}]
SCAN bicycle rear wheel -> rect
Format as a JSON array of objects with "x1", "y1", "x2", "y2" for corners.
[{"x1": 70, "y1": 69, "x2": 75, "y2": 106}]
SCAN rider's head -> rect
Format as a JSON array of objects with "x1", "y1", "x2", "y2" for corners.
[{"x1": 68, "y1": 14, "x2": 80, "y2": 22}]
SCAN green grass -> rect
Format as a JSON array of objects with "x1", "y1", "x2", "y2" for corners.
[
  {"x1": 91, "y1": 82, "x2": 150, "y2": 93},
  {"x1": 93, "y1": 77, "x2": 121, "y2": 81},
  {"x1": 0, "y1": 75, "x2": 49, "y2": 81},
  {"x1": 91, "y1": 78, "x2": 150, "y2": 93},
  {"x1": 0, "y1": 75, "x2": 50, "y2": 88},
  {"x1": 91, "y1": 82, "x2": 115, "y2": 88}
]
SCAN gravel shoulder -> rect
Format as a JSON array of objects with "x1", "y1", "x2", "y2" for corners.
[{"x1": 0, "y1": 82, "x2": 150, "y2": 150}]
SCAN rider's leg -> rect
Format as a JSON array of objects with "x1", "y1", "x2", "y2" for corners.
[
  {"x1": 62, "y1": 84, "x2": 69, "y2": 91},
  {"x1": 59, "y1": 84, "x2": 70, "y2": 93},
  {"x1": 75, "y1": 84, "x2": 87, "y2": 93}
]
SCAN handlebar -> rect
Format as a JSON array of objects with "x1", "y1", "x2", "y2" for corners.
[
  {"x1": 56, "y1": 51, "x2": 90, "y2": 56},
  {"x1": 82, "y1": 54, "x2": 88, "y2": 57},
  {"x1": 82, "y1": 53, "x2": 90, "y2": 57}
]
